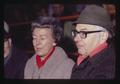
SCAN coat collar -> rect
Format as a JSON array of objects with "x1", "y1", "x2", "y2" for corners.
[{"x1": 77, "y1": 42, "x2": 108, "y2": 66}]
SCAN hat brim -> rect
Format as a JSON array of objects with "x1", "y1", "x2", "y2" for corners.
[{"x1": 71, "y1": 21, "x2": 79, "y2": 26}]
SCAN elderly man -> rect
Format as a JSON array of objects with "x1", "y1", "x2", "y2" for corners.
[{"x1": 70, "y1": 5, "x2": 115, "y2": 79}]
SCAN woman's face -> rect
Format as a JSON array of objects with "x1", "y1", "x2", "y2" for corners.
[{"x1": 32, "y1": 28, "x2": 55, "y2": 57}]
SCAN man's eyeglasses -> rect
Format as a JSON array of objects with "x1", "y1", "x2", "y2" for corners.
[{"x1": 72, "y1": 30, "x2": 104, "y2": 39}]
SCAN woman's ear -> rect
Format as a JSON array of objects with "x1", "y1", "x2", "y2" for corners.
[{"x1": 53, "y1": 42, "x2": 56, "y2": 46}]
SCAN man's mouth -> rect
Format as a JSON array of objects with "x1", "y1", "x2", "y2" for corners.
[
  {"x1": 36, "y1": 48, "x2": 42, "y2": 51},
  {"x1": 76, "y1": 44, "x2": 83, "y2": 48}
]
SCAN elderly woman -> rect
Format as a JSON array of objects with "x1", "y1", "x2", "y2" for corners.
[{"x1": 24, "y1": 16, "x2": 75, "y2": 79}]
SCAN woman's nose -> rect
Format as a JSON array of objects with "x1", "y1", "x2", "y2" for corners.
[{"x1": 36, "y1": 39, "x2": 41, "y2": 46}]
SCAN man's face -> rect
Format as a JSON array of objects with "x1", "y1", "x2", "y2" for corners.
[
  {"x1": 4, "y1": 38, "x2": 11, "y2": 58},
  {"x1": 32, "y1": 28, "x2": 55, "y2": 57},
  {"x1": 73, "y1": 24, "x2": 103, "y2": 57}
]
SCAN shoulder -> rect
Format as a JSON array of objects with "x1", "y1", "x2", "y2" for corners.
[
  {"x1": 12, "y1": 46, "x2": 29, "y2": 59},
  {"x1": 55, "y1": 46, "x2": 68, "y2": 57},
  {"x1": 25, "y1": 55, "x2": 36, "y2": 67},
  {"x1": 89, "y1": 50, "x2": 115, "y2": 79},
  {"x1": 53, "y1": 46, "x2": 75, "y2": 68},
  {"x1": 55, "y1": 46, "x2": 65, "y2": 52},
  {"x1": 55, "y1": 46, "x2": 75, "y2": 63},
  {"x1": 62, "y1": 58, "x2": 75, "y2": 68},
  {"x1": 89, "y1": 64, "x2": 115, "y2": 79},
  {"x1": 58, "y1": 47, "x2": 75, "y2": 64}
]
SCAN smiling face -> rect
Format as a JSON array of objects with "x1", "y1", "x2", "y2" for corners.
[
  {"x1": 74, "y1": 24, "x2": 107, "y2": 57},
  {"x1": 32, "y1": 28, "x2": 55, "y2": 57}
]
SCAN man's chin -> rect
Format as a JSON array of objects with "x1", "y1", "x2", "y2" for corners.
[
  {"x1": 78, "y1": 49, "x2": 84, "y2": 54},
  {"x1": 78, "y1": 50, "x2": 88, "y2": 57}
]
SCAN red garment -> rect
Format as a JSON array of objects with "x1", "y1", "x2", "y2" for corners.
[
  {"x1": 36, "y1": 47, "x2": 55, "y2": 68},
  {"x1": 77, "y1": 55, "x2": 85, "y2": 66},
  {"x1": 77, "y1": 42, "x2": 108, "y2": 66}
]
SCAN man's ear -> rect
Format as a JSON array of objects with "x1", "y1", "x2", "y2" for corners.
[{"x1": 100, "y1": 31, "x2": 109, "y2": 44}]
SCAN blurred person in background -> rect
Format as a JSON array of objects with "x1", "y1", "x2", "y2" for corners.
[
  {"x1": 34, "y1": 5, "x2": 49, "y2": 18},
  {"x1": 76, "y1": 4, "x2": 86, "y2": 14},
  {"x1": 4, "y1": 21, "x2": 11, "y2": 65},
  {"x1": 50, "y1": 4, "x2": 73, "y2": 27},
  {"x1": 24, "y1": 16, "x2": 75, "y2": 79},
  {"x1": 4, "y1": 21, "x2": 29, "y2": 79},
  {"x1": 103, "y1": 4, "x2": 116, "y2": 37},
  {"x1": 50, "y1": 4, "x2": 70, "y2": 17}
]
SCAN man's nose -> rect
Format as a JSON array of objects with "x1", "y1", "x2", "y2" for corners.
[{"x1": 74, "y1": 34, "x2": 82, "y2": 43}]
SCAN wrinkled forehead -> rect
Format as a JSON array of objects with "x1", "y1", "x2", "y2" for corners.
[{"x1": 75, "y1": 24, "x2": 105, "y2": 31}]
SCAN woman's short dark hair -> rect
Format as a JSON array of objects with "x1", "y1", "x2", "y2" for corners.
[{"x1": 31, "y1": 16, "x2": 63, "y2": 43}]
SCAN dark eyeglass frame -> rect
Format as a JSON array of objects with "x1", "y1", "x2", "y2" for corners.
[{"x1": 72, "y1": 30, "x2": 104, "y2": 39}]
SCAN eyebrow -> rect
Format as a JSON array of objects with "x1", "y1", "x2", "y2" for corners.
[
  {"x1": 32, "y1": 34, "x2": 47, "y2": 37},
  {"x1": 76, "y1": 28, "x2": 87, "y2": 31},
  {"x1": 80, "y1": 28, "x2": 87, "y2": 31}
]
